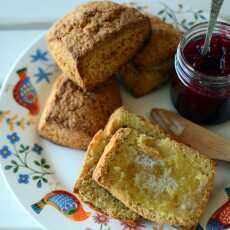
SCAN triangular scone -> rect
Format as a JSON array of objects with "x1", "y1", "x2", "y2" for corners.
[
  {"x1": 74, "y1": 130, "x2": 139, "y2": 222},
  {"x1": 38, "y1": 75, "x2": 121, "y2": 150},
  {"x1": 93, "y1": 128, "x2": 215, "y2": 229},
  {"x1": 120, "y1": 15, "x2": 181, "y2": 97}
]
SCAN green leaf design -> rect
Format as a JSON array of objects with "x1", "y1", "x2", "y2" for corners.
[
  {"x1": 167, "y1": 12, "x2": 173, "y2": 19},
  {"x1": 42, "y1": 178, "x2": 48, "y2": 183},
  {"x1": 157, "y1": 9, "x2": 165, "y2": 15},
  {"x1": 5, "y1": 165, "x2": 13, "y2": 170},
  {"x1": 178, "y1": 4, "x2": 183, "y2": 9},
  {"x1": 19, "y1": 144, "x2": 30, "y2": 153},
  {"x1": 198, "y1": 10, "x2": 203, "y2": 13},
  {"x1": 162, "y1": 16, "x2": 166, "y2": 22},
  {"x1": 199, "y1": 15, "x2": 206, "y2": 20},
  {"x1": 37, "y1": 180, "x2": 42, "y2": 188},
  {"x1": 13, "y1": 167, "x2": 18, "y2": 173},
  {"x1": 32, "y1": 176, "x2": 40, "y2": 180},
  {"x1": 24, "y1": 146, "x2": 29, "y2": 151},
  {"x1": 194, "y1": 13, "x2": 198, "y2": 20},
  {"x1": 43, "y1": 164, "x2": 50, "y2": 169},
  {"x1": 181, "y1": 18, "x2": 187, "y2": 24},
  {"x1": 11, "y1": 160, "x2": 17, "y2": 165},
  {"x1": 34, "y1": 160, "x2": 41, "y2": 166},
  {"x1": 41, "y1": 158, "x2": 46, "y2": 165},
  {"x1": 188, "y1": 21, "x2": 195, "y2": 26}
]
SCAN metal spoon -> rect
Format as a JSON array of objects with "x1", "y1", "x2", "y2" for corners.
[{"x1": 202, "y1": 0, "x2": 224, "y2": 55}]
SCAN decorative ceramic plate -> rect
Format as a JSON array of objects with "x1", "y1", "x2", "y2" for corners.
[{"x1": 0, "y1": 1, "x2": 229, "y2": 230}]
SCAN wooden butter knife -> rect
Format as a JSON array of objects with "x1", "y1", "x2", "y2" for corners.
[{"x1": 151, "y1": 108, "x2": 230, "y2": 162}]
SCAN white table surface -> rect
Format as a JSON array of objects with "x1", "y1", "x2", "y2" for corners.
[{"x1": 0, "y1": 0, "x2": 229, "y2": 229}]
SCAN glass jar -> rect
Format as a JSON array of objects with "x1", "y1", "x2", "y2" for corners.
[{"x1": 171, "y1": 21, "x2": 230, "y2": 124}]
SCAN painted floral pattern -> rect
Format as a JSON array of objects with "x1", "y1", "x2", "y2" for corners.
[
  {"x1": 31, "y1": 49, "x2": 48, "y2": 62},
  {"x1": 0, "y1": 110, "x2": 32, "y2": 131},
  {"x1": 0, "y1": 146, "x2": 12, "y2": 159},
  {"x1": 0, "y1": 1, "x2": 228, "y2": 230},
  {"x1": 157, "y1": 2, "x2": 206, "y2": 30},
  {"x1": 93, "y1": 213, "x2": 111, "y2": 230},
  {"x1": 3, "y1": 132, "x2": 53, "y2": 188},
  {"x1": 34, "y1": 67, "x2": 51, "y2": 83},
  {"x1": 120, "y1": 220, "x2": 145, "y2": 230}
]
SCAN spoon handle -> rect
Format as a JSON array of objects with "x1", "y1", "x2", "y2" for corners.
[{"x1": 202, "y1": 0, "x2": 224, "y2": 55}]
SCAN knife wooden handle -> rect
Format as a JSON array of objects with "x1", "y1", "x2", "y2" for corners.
[{"x1": 151, "y1": 108, "x2": 230, "y2": 162}]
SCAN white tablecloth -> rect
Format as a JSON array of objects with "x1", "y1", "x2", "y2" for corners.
[{"x1": 0, "y1": 0, "x2": 229, "y2": 229}]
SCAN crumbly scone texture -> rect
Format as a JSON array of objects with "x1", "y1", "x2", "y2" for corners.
[
  {"x1": 133, "y1": 15, "x2": 181, "y2": 67},
  {"x1": 38, "y1": 75, "x2": 122, "y2": 150},
  {"x1": 74, "y1": 130, "x2": 139, "y2": 221},
  {"x1": 93, "y1": 128, "x2": 215, "y2": 229},
  {"x1": 104, "y1": 106, "x2": 166, "y2": 139},
  {"x1": 47, "y1": 1, "x2": 151, "y2": 90},
  {"x1": 120, "y1": 59, "x2": 173, "y2": 97},
  {"x1": 120, "y1": 15, "x2": 181, "y2": 97}
]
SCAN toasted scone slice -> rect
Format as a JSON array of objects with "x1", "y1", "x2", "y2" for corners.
[
  {"x1": 38, "y1": 75, "x2": 121, "y2": 150},
  {"x1": 104, "y1": 106, "x2": 166, "y2": 139},
  {"x1": 74, "y1": 130, "x2": 139, "y2": 222},
  {"x1": 93, "y1": 128, "x2": 215, "y2": 229}
]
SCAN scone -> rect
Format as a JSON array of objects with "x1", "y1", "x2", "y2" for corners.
[
  {"x1": 120, "y1": 60, "x2": 173, "y2": 97},
  {"x1": 93, "y1": 128, "x2": 215, "y2": 229},
  {"x1": 120, "y1": 16, "x2": 181, "y2": 97},
  {"x1": 38, "y1": 75, "x2": 121, "y2": 150},
  {"x1": 74, "y1": 106, "x2": 165, "y2": 222},
  {"x1": 104, "y1": 106, "x2": 166, "y2": 139},
  {"x1": 47, "y1": 1, "x2": 151, "y2": 90},
  {"x1": 74, "y1": 130, "x2": 139, "y2": 222}
]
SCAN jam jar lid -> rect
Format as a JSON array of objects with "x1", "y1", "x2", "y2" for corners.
[{"x1": 175, "y1": 20, "x2": 230, "y2": 93}]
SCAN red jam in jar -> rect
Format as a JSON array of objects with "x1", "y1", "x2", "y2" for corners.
[{"x1": 171, "y1": 21, "x2": 230, "y2": 124}]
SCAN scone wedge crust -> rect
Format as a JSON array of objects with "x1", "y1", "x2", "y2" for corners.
[
  {"x1": 38, "y1": 75, "x2": 121, "y2": 150},
  {"x1": 121, "y1": 15, "x2": 181, "y2": 97},
  {"x1": 120, "y1": 60, "x2": 172, "y2": 97},
  {"x1": 47, "y1": 1, "x2": 151, "y2": 90},
  {"x1": 74, "y1": 130, "x2": 139, "y2": 222},
  {"x1": 93, "y1": 128, "x2": 215, "y2": 229},
  {"x1": 104, "y1": 106, "x2": 166, "y2": 139},
  {"x1": 133, "y1": 15, "x2": 181, "y2": 68}
]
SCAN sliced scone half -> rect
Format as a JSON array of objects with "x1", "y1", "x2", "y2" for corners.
[
  {"x1": 93, "y1": 128, "x2": 215, "y2": 229},
  {"x1": 74, "y1": 130, "x2": 139, "y2": 222},
  {"x1": 104, "y1": 106, "x2": 166, "y2": 139}
]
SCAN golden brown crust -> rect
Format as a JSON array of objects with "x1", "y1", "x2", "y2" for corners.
[
  {"x1": 104, "y1": 106, "x2": 166, "y2": 139},
  {"x1": 74, "y1": 130, "x2": 139, "y2": 221},
  {"x1": 38, "y1": 75, "x2": 122, "y2": 150},
  {"x1": 47, "y1": 1, "x2": 151, "y2": 90},
  {"x1": 47, "y1": 1, "x2": 148, "y2": 57},
  {"x1": 120, "y1": 60, "x2": 173, "y2": 97},
  {"x1": 120, "y1": 15, "x2": 181, "y2": 97},
  {"x1": 93, "y1": 127, "x2": 215, "y2": 229},
  {"x1": 133, "y1": 15, "x2": 181, "y2": 67}
]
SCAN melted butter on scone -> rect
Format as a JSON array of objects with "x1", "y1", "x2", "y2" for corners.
[{"x1": 93, "y1": 127, "x2": 215, "y2": 228}]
